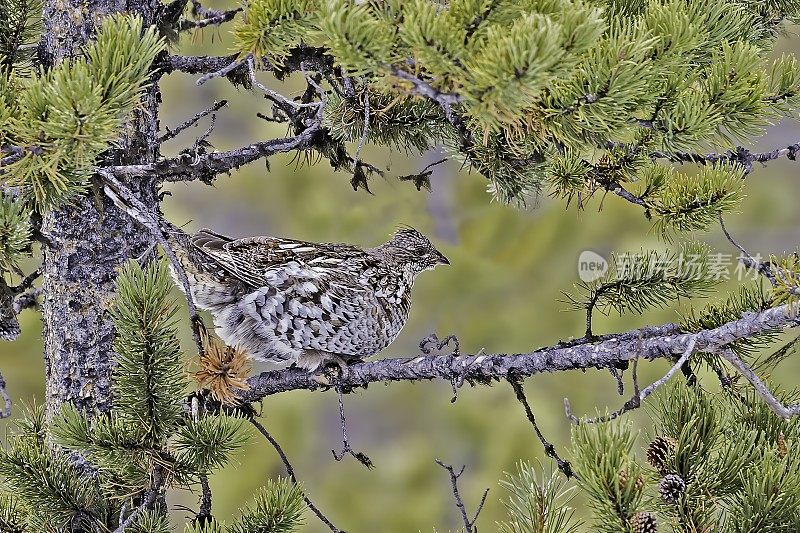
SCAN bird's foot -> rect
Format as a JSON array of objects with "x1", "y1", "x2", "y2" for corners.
[{"x1": 419, "y1": 332, "x2": 460, "y2": 356}]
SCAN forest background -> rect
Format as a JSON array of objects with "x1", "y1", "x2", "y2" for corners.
[{"x1": 3, "y1": 3, "x2": 800, "y2": 531}]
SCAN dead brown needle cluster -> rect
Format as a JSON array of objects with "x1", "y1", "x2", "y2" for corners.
[{"x1": 194, "y1": 329, "x2": 252, "y2": 405}]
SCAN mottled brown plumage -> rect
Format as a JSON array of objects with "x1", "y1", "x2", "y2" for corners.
[{"x1": 167, "y1": 225, "x2": 449, "y2": 370}]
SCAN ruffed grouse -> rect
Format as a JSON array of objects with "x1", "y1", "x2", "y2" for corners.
[{"x1": 167, "y1": 225, "x2": 449, "y2": 370}]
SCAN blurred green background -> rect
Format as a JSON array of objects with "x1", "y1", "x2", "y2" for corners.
[{"x1": 3, "y1": 10, "x2": 800, "y2": 532}]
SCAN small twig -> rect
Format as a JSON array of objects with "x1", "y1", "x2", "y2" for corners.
[
  {"x1": 13, "y1": 287, "x2": 41, "y2": 314},
  {"x1": 248, "y1": 56, "x2": 322, "y2": 110},
  {"x1": 195, "y1": 474, "x2": 213, "y2": 526},
  {"x1": 114, "y1": 465, "x2": 163, "y2": 533},
  {"x1": 250, "y1": 419, "x2": 343, "y2": 533},
  {"x1": 159, "y1": 100, "x2": 228, "y2": 143},
  {"x1": 435, "y1": 460, "x2": 488, "y2": 533},
  {"x1": 331, "y1": 386, "x2": 373, "y2": 468},
  {"x1": 719, "y1": 214, "x2": 777, "y2": 285},
  {"x1": 197, "y1": 55, "x2": 249, "y2": 86},
  {"x1": 718, "y1": 347, "x2": 800, "y2": 419},
  {"x1": 398, "y1": 158, "x2": 447, "y2": 191},
  {"x1": 177, "y1": 6, "x2": 242, "y2": 31},
  {"x1": 508, "y1": 378, "x2": 576, "y2": 479},
  {"x1": 564, "y1": 338, "x2": 697, "y2": 424},
  {"x1": 419, "y1": 333, "x2": 460, "y2": 356},
  {"x1": 11, "y1": 268, "x2": 40, "y2": 294},
  {"x1": 610, "y1": 365, "x2": 625, "y2": 395},
  {"x1": 653, "y1": 143, "x2": 800, "y2": 175},
  {"x1": 100, "y1": 173, "x2": 205, "y2": 356},
  {"x1": 392, "y1": 69, "x2": 463, "y2": 107},
  {"x1": 353, "y1": 85, "x2": 370, "y2": 164}
]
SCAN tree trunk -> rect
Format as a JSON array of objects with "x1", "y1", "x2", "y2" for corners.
[{"x1": 38, "y1": 1, "x2": 161, "y2": 417}]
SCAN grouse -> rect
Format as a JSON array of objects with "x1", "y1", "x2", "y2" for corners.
[{"x1": 167, "y1": 225, "x2": 449, "y2": 370}]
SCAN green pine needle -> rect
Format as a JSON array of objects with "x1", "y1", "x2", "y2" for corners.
[
  {"x1": 229, "y1": 477, "x2": 307, "y2": 533},
  {"x1": 571, "y1": 421, "x2": 645, "y2": 532},
  {"x1": 566, "y1": 242, "x2": 718, "y2": 319},
  {"x1": 652, "y1": 163, "x2": 745, "y2": 238},
  {"x1": 173, "y1": 414, "x2": 249, "y2": 475},
  {"x1": 0, "y1": 193, "x2": 31, "y2": 272},
  {"x1": 497, "y1": 461, "x2": 582, "y2": 533},
  {"x1": 110, "y1": 259, "x2": 187, "y2": 447},
  {"x1": 4, "y1": 14, "x2": 163, "y2": 211}
]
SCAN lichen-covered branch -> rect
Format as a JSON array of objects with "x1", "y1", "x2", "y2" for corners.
[
  {"x1": 239, "y1": 303, "x2": 799, "y2": 403},
  {"x1": 104, "y1": 121, "x2": 322, "y2": 183}
]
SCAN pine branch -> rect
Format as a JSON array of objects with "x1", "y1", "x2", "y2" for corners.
[
  {"x1": 102, "y1": 119, "x2": 322, "y2": 183},
  {"x1": 719, "y1": 347, "x2": 800, "y2": 419},
  {"x1": 564, "y1": 339, "x2": 697, "y2": 424},
  {"x1": 113, "y1": 465, "x2": 163, "y2": 533},
  {"x1": 653, "y1": 142, "x2": 800, "y2": 174},
  {"x1": 177, "y1": 6, "x2": 242, "y2": 32},
  {"x1": 162, "y1": 46, "x2": 334, "y2": 79},
  {"x1": 238, "y1": 301, "x2": 799, "y2": 404}
]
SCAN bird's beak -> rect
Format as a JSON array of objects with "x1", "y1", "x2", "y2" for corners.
[{"x1": 436, "y1": 251, "x2": 450, "y2": 265}]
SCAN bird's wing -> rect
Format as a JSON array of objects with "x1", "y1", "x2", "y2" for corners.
[
  {"x1": 193, "y1": 234, "x2": 386, "y2": 355},
  {"x1": 190, "y1": 230, "x2": 370, "y2": 289}
]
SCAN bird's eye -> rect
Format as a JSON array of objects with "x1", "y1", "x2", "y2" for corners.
[{"x1": 412, "y1": 246, "x2": 427, "y2": 256}]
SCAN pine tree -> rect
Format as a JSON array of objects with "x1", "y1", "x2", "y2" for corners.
[{"x1": 2, "y1": 0, "x2": 800, "y2": 530}]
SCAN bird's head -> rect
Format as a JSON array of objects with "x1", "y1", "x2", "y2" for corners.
[{"x1": 383, "y1": 226, "x2": 449, "y2": 274}]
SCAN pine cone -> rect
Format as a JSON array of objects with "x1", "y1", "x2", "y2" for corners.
[
  {"x1": 778, "y1": 431, "x2": 787, "y2": 459},
  {"x1": 618, "y1": 469, "x2": 645, "y2": 492},
  {"x1": 646, "y1": 436, "x2": 676, "y2": 473},
  {"x1": 630, "y1": 511, "x2": 658, "y2": 533},
  {"x1": 659, "y1": 474, "x2": 686, "y2": 503}
]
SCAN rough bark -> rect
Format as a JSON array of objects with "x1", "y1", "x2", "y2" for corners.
[
  {"x1": 239, "y1": 303, "x2": 800, "y2": 403},
  {"x1": 39, "y1": 0, "x2": 161, "y2": 416}
]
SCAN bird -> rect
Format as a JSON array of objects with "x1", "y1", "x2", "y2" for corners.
[{"x1": 166, "y1": 225, "x2": 450, "y2": 371}]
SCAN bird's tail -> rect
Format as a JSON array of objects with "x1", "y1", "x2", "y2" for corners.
[
  {"x1": 102, "y1": 180, "x2": 226, "y2": 284},
  {"x1": 102, "y1": 180, "x2": 194, "y2": 265}
]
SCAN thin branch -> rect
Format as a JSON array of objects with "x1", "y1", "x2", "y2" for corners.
[
  {"x1": 652, "y1": 143, "x2": 800, "y2": 174},
  {"x1": 163, "y1": 47, "x2": 333, "y2": 79},
  {"x1": 114, "y1": 465, "x2": 163, "y2": 533},
  {"x1": 719, "y1": 214, "x2": 776, "y2": 285},
  {"x1": 247, "y1": 56, "x2": 322, "y2": 110},
  {"x1": 435, "y1": 460, "x2": 489, "y2": 533},
  {"x1": 249, "y1": 418, "x2": 343, "y2": 533},
  {"x1": 159, "y1": 100, "x2": 228, "y2": 143},
  {"x1": 195, "y1": 474, "x2": 213, "y2": 526},
  {"x1": 331, "y1": 386, "x2": 373, "y2": 468},
  {"x1": 103, "y1": 120, "x2": 322, "y2": 183},
  {"x1": 398, "y1": 157, "x2": 447, "y2": 192},
  {"x1": 508, "y1": 379, "x2": 576, "y2": 479},
  {"x1": 719, "y1": 347, "x2": 800, "y2": 420},
  {"x1": 196, "y1": 55, "x2": 249, "y2": 86},
  {"x1": 100, "y1": 173, "x2": 205, "y2": 355},
  {"x1": 177, "y1": 6, "x2": 242, "y2": 31},
  {"x1": 1, "y1": 144, "x2": 44, "y2": 168},
  {"x1": 353, "y1": 86, "x2": 370, "y2": 164},
  {"x1": 391, "y1": 69, "x2": 463, "y2": 107},
  {"x1": 238, "y1": 302, "x2": 799, "y2": 403},
  {"x1": 13, "y1": 287, "x2": 41, "y2": 314},
  {"x1": 564, "y1": 338, "x2": 697, "y2": 424},
  {"x1": 11, "y1": 268, "x2": 40, "y2": 294}
]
